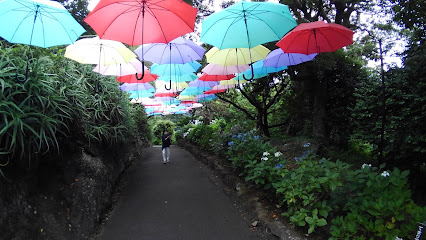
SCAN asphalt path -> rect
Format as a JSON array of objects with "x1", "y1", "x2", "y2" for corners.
[{"x1": 97, "y1": 145, "x2": 259, "y2": 240}]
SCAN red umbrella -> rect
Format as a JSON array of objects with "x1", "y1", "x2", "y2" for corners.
[
  {"x1": 198, "y1": 73, "x2": 234, "y2": 82},
  {"x1": 276, "y1": 21, "x2": 354, "y2": 55},
  {"x1": 117, "y1": 72, "x2": 157, "y2": 83}
]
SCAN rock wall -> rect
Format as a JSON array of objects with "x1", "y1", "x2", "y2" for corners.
[{"x1": 0, "y1": 141, "x2": 144, "y2": 240}]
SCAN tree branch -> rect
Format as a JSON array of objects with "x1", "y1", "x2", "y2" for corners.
[{"x1": 215, "y1": 93, "x2": 256, "y2": 120}]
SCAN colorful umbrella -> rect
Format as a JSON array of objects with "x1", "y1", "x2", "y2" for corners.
[
  {"x1": 127, "y1": 91, "x2": 155, "y2": 98},
  {"x1": 93, "y1": 58, "x2": 144, "y2": 76},
  {"x1": 65, "y1": 37, "x2": 136, "y2": 65},
  {"x1": 85, "y1": 0, "x2": 197, "y2": 79},
  {"x1": 198, "y1": 73, "x2": 234, "y2": 82},
  {"x1": 117, "y1": 71, "x2": 157, "y2": 83},
  {"x1": 119, "y1": 82, "x2": 154, "y2": 92},
  {"x1": 84, "y1": 0, "x2": 197, "y2": 46},
  {"x1": 205, "y1": 46, "x2": 270, "y2": 66},
  {"x1": 201, "y1": 1, "x2": 296, "y2": 49},
  {"x1": 201, "y1": 1, "x2": 296, "y2": 80},
  {"x1": 157, "y1": 74, "x2": 198, "y2": 83},
  {"x1": 202, "y1": 63, "x2": 250, "y2": 75},
  {"x1": 134, "y1": 37, "x2": 205, "y2": 64},
  {"x1": 236, "y1": 60, "x2": 287, "y2": 80},
  {"x1": 188, "y1": 79, "x2": 219, "y2": 89},
  {"x1": 263, "y1": 48, "x2": 318, "y2": 67},
  {"x1": 150, "y1": 62, "x2": 201, "y2": 76},
  {"x1": 276, "y1": 20, "x2": 354, "y2": 55},
  {"x1": 0, "y1": 0, "x2": 85, "y2": 48}
]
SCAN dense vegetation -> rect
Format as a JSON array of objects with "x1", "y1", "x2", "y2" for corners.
[{"x1": 0, "y1": 41, "x2": 150, "y2": 179}]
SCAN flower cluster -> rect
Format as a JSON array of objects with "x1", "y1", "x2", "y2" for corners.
[
  {"x1": 362, "y1": 163, "x2": 372, "y2": 169},
  {"x1": 294, "y1": 150, "x2": 311, "y2": 162},
  {"x1": 381, "y1": 171, "x2": 390, "y2": 177}
]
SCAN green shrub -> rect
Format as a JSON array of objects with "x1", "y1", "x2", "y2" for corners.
[
  {"x1": 330, "y1": 166, "x2": 426, "y2": 240},
  {"x1": 273, "y1": 159, "x2": 350, "y2": 234}
]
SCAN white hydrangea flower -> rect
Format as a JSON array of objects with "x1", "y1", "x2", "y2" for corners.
[
  {"x1": 274, "y1": 152, "x2": 283, "y2": 157},
  {"x1": 362, "y1": 163, "x2": 372, "y2": 169},
  {"x1": 381, "y1": 171, "x2": 390, "y2": 177},
  {"x1": 263, "y1": 152, "x2": 270, "y2": 156},
  {"x1": 394, "y1": 237, "x2": 403, "y2": 240},
  {"x1": 261, "y1": 157, "x2": 268, "y2": 161}
]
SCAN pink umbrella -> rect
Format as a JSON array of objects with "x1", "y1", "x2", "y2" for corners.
[{"x1": 93, "y1": 58, "x2": 143, "y2": 76}]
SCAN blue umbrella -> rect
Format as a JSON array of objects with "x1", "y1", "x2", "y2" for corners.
[
  {"x1": 0, "y1": 0, "x2": 85, "y2": 48},
  {"x1": 236, "y1": 60, "x2": 287, "y2": 80},
  {"x1": 150, "y1": 61, "x2": 201, "y2": 76}
]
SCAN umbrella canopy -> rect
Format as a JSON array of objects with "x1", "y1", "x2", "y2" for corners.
[
  {"x1": 276, "y1": 20, "x2": 354, "y2": 55},
  {"x1": 202, "y1": 63, "x2": 250, "y2": 75},
  {"x1": 236, "y1": 60, "x2": 287, "y2": 80},
  {"x1": 200, "y1": 1, "x2": 296, "y2": 49},
  {"x1": 198, "y1": 73, "x2": 234, "y2": 82},
  {"x1": 119, "y1": 82, "x2": 155, "y2": 92},
  {"x1": 127, "y1": 91, "x2": 155, "y2": 98},
  {"x1": 117, "y1": 71, "x2": 157, "y2": 83},
  {"x1": 134, "y1": 37, "x2": 205, "y2": 64},
  {"x1": 263, "y1": 48, "x2": 317, "y2": 67},
  {"x1": 220, "y1": 78, "x2": 247, "y2": 86},
  {"x1": 179, "y1": 87, "x2": 206, "y2": 96},
  {"x1": 93, "y1": 58, "x2": 145, "y2": 76},
  {"x1": 205, "y1": 45, "x2": 270, "y2": 66},
  {"x1": 84, "y1": 0, "x2": 197, "y2": 46},
  {"x1": 157, "y1": 74, "x2": 198, "y2": 83},
  {"x1": 155, "y1": 80, "x2": 188, "y2": 91},
  {"x1": 65, "y1": 37, "x2": 136, "y2": 65},
  {"x1": 150, "y1": 62, "x2": 201, "y2": 76},
  {"x1": 0, "y1": 0, "x2": 85, "y2": 48},
  {"x1": 188, "y1": 79, "x2": 219, "y2": 89}
]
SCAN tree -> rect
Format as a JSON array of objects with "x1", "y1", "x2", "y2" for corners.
[{"x1": 215, "y1": 72, "x2": 291, "y2": 137}]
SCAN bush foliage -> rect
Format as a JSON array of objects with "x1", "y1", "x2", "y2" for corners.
[{"x1": 182, "y1": 120, "x2": 426, "y2": 239}]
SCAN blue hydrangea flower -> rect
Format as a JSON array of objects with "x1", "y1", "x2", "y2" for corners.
[
  {"x1": 275, "y1": 163, "x2": 283, "y2": 169},
  {"x1": 228, "y1": 141, "x2": 234, "y2": 146}
]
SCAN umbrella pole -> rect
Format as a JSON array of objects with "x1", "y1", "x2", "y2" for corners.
[
  {"x1": 165, "y1": 43, "x2": 172, "y2": 90},
  {"x1": 242, "y1": 8, "x2": 254, "y2": 81},
  {"x1": 136, "y1": 4, "x2": 146, "y2": 80}
]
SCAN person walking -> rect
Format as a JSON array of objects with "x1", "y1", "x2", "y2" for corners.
[{"x1": 161, "y1": 130, "x2": 172, "y2": 164}]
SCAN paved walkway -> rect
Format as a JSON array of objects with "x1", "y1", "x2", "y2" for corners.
[{"x1": 97, "y1": 145, "x2": 259, "y2": 240}]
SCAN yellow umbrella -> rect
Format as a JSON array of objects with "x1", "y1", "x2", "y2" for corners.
[
  {"x1": 205, "y1": 45, "x2": 270, "y2": 66},
  {"x1": 65, "y1": 36, "x2": 136, "y2": 65},
  {"x1": 176, "y1": 95, "x2": 196, "y2": 101},
  {"x1": 220, "y1": 78, "x2": 247, "y2": 86}
]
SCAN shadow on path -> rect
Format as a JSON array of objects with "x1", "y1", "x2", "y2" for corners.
[{"x1": 97, "y1": 145, "x2": 259, "y2": 240}]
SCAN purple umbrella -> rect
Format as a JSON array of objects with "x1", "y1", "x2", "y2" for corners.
[
  {"x1": 188, "y1": 79, "x2": 219, "y2": 88},
  {"x1": 119, "y1": 82, "x2": 155, "y2": 92},
  {"x1": 263, "y1": 48, "x2": 317, "y2": 68},
  {"x1": 134, "y1": 37, "x2": 205, "y2": 64},
  {"x1": 202, "y1": 63, "x2": 250, "y2": 75}
]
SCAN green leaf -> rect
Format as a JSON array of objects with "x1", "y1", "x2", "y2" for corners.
[{"x1": 317, "y1": 218, "x2": 327, "y2": 227}]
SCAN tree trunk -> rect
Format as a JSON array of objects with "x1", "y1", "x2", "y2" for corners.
[{"x1": 312, "y1": 80, "x2": 328, "y2": 138}]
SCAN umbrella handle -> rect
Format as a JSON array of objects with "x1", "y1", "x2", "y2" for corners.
[
  {"x1": 136, "y1": 62, "x2": 145, "y2": 80},
  {"x1": 165, "y1": 79, "x2": 172, "y2": 90},
  {"x1": 243, "y1": 64, "x2": 254, "y2": 81}
]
